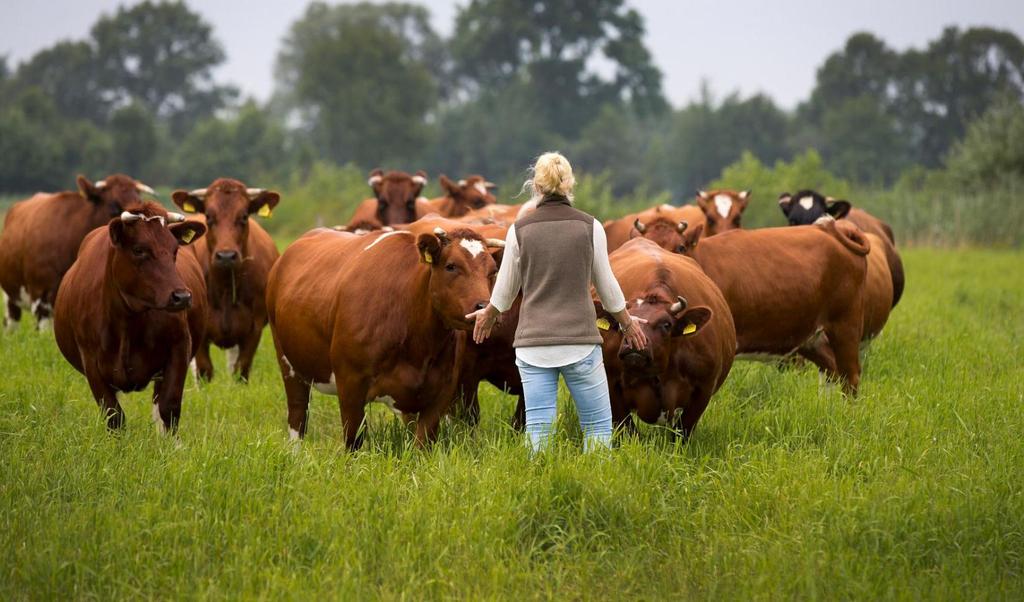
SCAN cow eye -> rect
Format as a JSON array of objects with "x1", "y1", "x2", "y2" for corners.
[
  {"x1": 207, "y1": 217, "x2": 217, "y2": 226},
  {"x1": 445, "y1": 263, "x2": 458, "y2": 273},
  {"x1": 789, "y1": 219, "x2": 799, "y2": 226},
  {"x1": 660, "y1": 321, "x2": 672, "y2": 332},
  {"x1": 131, "y1": 245, "x2": 148, "y2": 259},
  {"x1": 675, "y1": 245, "x2": 686, "y2": 253}
]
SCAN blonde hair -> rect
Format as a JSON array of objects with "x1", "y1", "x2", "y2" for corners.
[{"x1": 526, "y1": 151, "x2": 575, "y2": 202}]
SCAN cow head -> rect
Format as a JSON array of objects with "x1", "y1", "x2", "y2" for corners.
[
  {"x1": 672, "y1": 223, "x2": 705, "y2": 257},
  {"x1": 172, "y1": 178, "x2": 279, "y2": 269},
  {"x1": 107, "y1": 202, "x2": 206, "y2": 313},
  {"x1": 629, "y1": 216, "x2": 690, "y2": 252},
  {"x1": 416, "y1": 227, "x2": 501, "y2": 330},
  {"x1": 597, "y1": 294, "x2": 711, "y2": 419},
  {"x1": 778, "y1": 190, "x2": 851, "y2": 226},
  {"x1": 695, "y1": 189, "x2": 750, "y2": 235},
  {"x1": 368, "y1": 168, "x2": 427, "y2": 225},
  {"x1": 78, "y1": 173, "x2": 153, "y2": 218},
  {"x1": 439, "y1": 175, "x2": 497, "y2": 217}
]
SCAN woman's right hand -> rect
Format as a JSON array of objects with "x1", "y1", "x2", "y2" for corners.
[{"x1": 615, "y1": 311, "x2": 648, "y2": 350}]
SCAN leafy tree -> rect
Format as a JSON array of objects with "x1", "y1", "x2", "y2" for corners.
[
  {"x1": 108, "y1": 104, "x2": 159, "y2": 180},
  {"x1": 450, "y1": 0, "x2": 666, "y2": 138},
  {"x1": 818, "y1": 96, "x2": 908, "y2": 185},
  {"x1": 173, "y1": 102, "x2": 288, "y2": 185},
  {"x1": 945, "y1": 98, "x2": 1024, "y2": 189},
  {"x1": 90, "y1": 0, "x2": 236, "y2": 133},
  {"x1": 572, "y1": 104, "x2": 658, "y2": 195},
  {"x1": 13, "y1": 41, "x2": 107, "y2": 123},
  {"x1": 275, "y1": 2, "x2": 440, "y2": 167}
]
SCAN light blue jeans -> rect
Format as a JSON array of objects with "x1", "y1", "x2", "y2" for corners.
[{"x1": 515, "y1": 345, "x2": 614, "y2": 452}]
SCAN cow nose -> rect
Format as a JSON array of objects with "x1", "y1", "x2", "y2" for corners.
[
  {"x1": 215, "y1": 250, "x2": 240, "y2": 264},
  {"x1": 168, "y1": 290, "x2": 192, "y2": 310},
  {"x1": 619, "y1": 348, "x2": 651, "y2": 368}
]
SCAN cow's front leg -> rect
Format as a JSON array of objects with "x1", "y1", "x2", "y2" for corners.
[
  {"x1": 83, "y1": 358, "x2": 124, "y2": 430},
  {"x1": 194, "y1": 337, "x2": 214, "y2": 382},
  {"x1": 154, "y1": 342, "x2": 191, "y2": 434},
  {"x1": 234, "y1": 326, "x2": 263, "y2": 383}
]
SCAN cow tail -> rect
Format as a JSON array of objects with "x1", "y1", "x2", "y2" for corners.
[{"x1": 817, "y1": 218, "x2": 871, "y2": 256}]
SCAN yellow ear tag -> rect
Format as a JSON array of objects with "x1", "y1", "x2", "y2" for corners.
[
  {"x1": 423, "y1": 251, "x2": 433, "y2": 264},
  {"x1": 596, "y1": 318, "x2": 611, "y2": 331},
  {"x1": 182, "y1": 201, "x2": 196, "y2": 213},
  {"x1": 180, "y1": 229, "x2": 196, "y2": 244},
  {"x1": 257, "y1": 205, "x2": 272, "y2": 218},
  {"x1": 683, "y1": 322, "x2": 697, "y2": 335}
]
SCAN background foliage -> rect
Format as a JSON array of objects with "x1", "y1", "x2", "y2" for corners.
[{"x1": 0, "y1": 1, "x2": 1022, "y2": 245}]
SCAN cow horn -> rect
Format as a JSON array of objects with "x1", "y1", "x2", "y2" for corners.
[
  {"x1": 166, "y1": 212, "x2": 185, "y2": 223},
  {"x1": 94, "y1": 180, "x2": 107, "y2": 189},
  {"x1": 676, "y1": 220, "x2": 688, "y2": 234},
  {"x1": 485, "y1": 238, "x2": 506, "y2": 248},
  {"x1": 189, "y1": 188, "x2": 208, "y2": 197},
  {"x1": 367, "y1": 174, "x2": 383, "y2": 186},
  {"x1": 135, "y1": 182, "x2": 155, "y2": 195},
  {"x1": 432, "y1": 227, "x2": 449, "y2": 242},
  {"x1": 245, "y1": 187, "x2": 264, "y2": 199},
  {"x1": 633, "y1": 218, "x2": 647, "y2": 234},
  {"x1": 669, "y1": 296, "x2": 688, "y2": 314},
  {"x1": 120, "y1": 211, "x2": 142, "y2": 223},
  {"x1": 458, "y1": 179, "x2": 467, "y2": 187},
  {"x1": 381, "y1": 226, "x2": 395, "y2": 232},
  {"x1": 412, "y1": 174, "x2": 427, "y2": 186}
]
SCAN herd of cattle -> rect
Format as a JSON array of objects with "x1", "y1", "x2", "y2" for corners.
[{"x1": 0, "y1": 170, "x2": 904, "y2": 448}]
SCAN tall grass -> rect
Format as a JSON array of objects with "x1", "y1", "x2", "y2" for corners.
[{"x1": 1, "y1": 248, "x2": 1022, "y2": 598}]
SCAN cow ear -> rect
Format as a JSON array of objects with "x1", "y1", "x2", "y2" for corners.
[
  {"x1": 171, "y1": 190, "x2": 205, "y2": 214},
  {"x1": 695, "y1": 189, "x2": 711, "y2": 210},
  {"x1": 672, "y1": 306, "x2": 712, "y2": 337},
  {"x1": 169, "y1": 221, "x2": 206, "y2": 246},
  {"x1": 108, "y1": 218, "x2": 128, "y2": 247},
  {"x1": 778, "y1": 193, "x2": 792, "y2": 216},
  {"x1": 248, "y1": 191, "x2": 280, "y2": 217},
  {"x1": 826, "y1": 199, "x2": 851, "y2": 219},
  {"x1": 681, "y1": 223, "x2": 703, "y2": 252},
  {"x1": 78, "y1": 175, "x2": 101, "y2": 203},
  {"x1": 439, "y1": 175, "x2": 459, "y2": 196},
  {"x1": 593, "y1": 300, "x2": 619, "y2": 332},
  {"x1": 416, "y1": 233, "x2": 442, "y2": 265}
]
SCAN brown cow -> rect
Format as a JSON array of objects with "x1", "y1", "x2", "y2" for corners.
[
  {"x1": 604, "y1": 204, "x2": 706, "y2": 252},
  {"x1": 415, "y1": 175, "x2": 496, "y2": 219},
  {"x1": 695, "y1": 189, "x2": 750, "y2": 236},
  {"x1": 345, "y1": 169, "x2": 427, "y2": 229},
  {"x1": 459, "y1": 201, "x2": 536, "y2": 226},
  {"x1": 595, "y1": 238, "x2": 735, "y2": 437},
  {"x1": 400, "y1": 216, "x2": 522, "y2": 427},
  {"x1": 172, "y1": 179, "x2": 281, "y2": 382},
  {"x1": 678, "y1": 220, "x2": 870, "y2": 394},
  {"x1": 266, "y1": 224, "x2": 499, "y2": 449},
  {"x1": 778, "y1": 190, "x2": 904, "y2": 307},
  {"x1": 0, "y1": 174, "x2": 153, "y2": 330},
  {"x1": 53, "y1": 202, "x2": 207, "y2": 432}
]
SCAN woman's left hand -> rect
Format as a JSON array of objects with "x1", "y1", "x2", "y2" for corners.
[{"x1": 466, "y1": 304, "x2": 501, "y2": 344}]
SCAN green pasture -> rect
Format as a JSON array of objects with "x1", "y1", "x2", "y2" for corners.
[{"x1": 1, "y1": 248, "x2": 1022, "y2": 599}]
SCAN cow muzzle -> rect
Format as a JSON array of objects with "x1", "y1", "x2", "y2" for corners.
[
  {"x1": 619, "y1": 348, "x2": 652, "y2": 369},
  {"x1": 214, "y1": 250, "x2": 241, "y2": 266},
  {"x1": 166, "y1": 290, "x2": 192, "y2": 311}
]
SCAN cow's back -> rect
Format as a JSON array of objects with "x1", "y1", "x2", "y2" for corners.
[{"x1": 695, "y1": 227, "x2": 867, "y2": 353}]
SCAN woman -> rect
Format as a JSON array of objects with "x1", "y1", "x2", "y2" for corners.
[{"x1": 466, "y1": 152, "x2": 647, "y2": 451}]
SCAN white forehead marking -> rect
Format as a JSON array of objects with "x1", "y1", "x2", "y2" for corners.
[
  {"x1": 473, "y1": 182, "x2": 488, "y2": 196},
  {"x1": 460, "y1": 238, "x2": 485, "y2": 258},
  {"x1": 799, "y1": 196, "x2": 815, "y2": 210},
  {"x1": 660, "y1": 203, "x2": 674, "y2": 211},
  {"x1": 363, "y1": 230, "x2": 412, "y2": 251},
  {"x1": 635, "y1": 298, "x2": 644, "y2": 306},
  {"x1": 713, "y1": 194, "x2": 733, "y2": 218}
]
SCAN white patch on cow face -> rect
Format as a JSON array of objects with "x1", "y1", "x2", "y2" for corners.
[
  {"x1": 363, "y1": 230, "x2": 412, "y2": 251},
  {"x1": 460, "y1": 238, "x2": 485, "y2": 258},
  {"x1": 635, "y1": 298, "x2": 644, "y2": 306},
  {"x1": 313, "y1": 373, "x2": 337, "y2": 395},
  {"x1": 660, "y1": 203, "x2": 674, "y2": 211},
  {"x1": 225, "y1": 345, "x2": 239, "y2": 374},
  {"x1": 289, "y1": 427, "x2": 301, "y2": 442},
  {"x1": 281, "y1": 355, "x2": 296, "y2": 378},
  {"x1": 799, "y1": 196, "x2": 815, "y2": 210},
  {"x1": 713, "y1": 194, "x2": 733, "y2": 219},
  {"x1": 474, "y1": 182, "x2": 488, "y2": 196}
]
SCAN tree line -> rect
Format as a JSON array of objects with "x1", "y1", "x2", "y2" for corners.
[{"x1": 1, "y1": 0, "x2": 1022, "y2": 199}]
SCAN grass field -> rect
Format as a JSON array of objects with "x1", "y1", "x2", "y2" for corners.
[{"x1": 1, "y1": 247, "x2": 1022, "y2": 599}]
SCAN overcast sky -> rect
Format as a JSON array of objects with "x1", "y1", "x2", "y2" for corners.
[{"x1": 5, "y1": 0, "x2": 1024, "y2": 109}]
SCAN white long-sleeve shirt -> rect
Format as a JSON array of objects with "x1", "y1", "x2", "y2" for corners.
[{"x1": 490, "y1": 218, "x2": 627, "y2": 368}]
